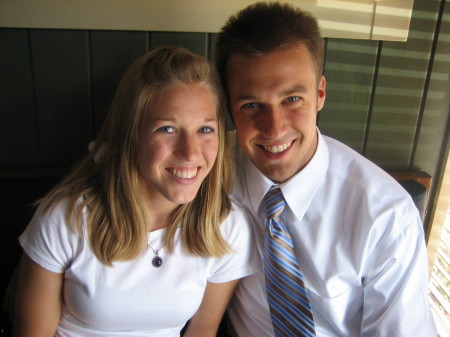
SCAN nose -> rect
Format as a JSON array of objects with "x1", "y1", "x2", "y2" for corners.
[
  {"x1": 256, "y1": 106, "x2": 287, "y2": 139},
  {"x1": 175, "y1": 132, "x2": 199, "y2": 161}
]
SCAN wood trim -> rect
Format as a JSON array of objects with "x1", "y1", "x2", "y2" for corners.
[{"x1": 388, "y1": 170, "x2": 432, "y2": 192}]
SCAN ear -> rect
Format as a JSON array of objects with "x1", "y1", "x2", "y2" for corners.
[{"x1": 317, "y1": 76, "x2": 326, "y2": 111}]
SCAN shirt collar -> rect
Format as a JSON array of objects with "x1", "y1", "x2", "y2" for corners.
[
  {"x1": 282, "y1": 130, "x2": 329, "y2": 223},
  {"x1": 243, "y1": 129, "x2": 329, "y2": 222},
  {"x1": 244, "y1": 156, "x2": 273, "y2": 215}
]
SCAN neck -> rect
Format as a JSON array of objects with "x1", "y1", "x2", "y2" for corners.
[
  {"x1": 138, "y1": 177, "x2": 180, "y2": 232},
  {"x1": 146, "y1": 207, "x2": 178, "y2": 232}
]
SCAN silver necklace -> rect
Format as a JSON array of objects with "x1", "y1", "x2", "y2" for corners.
[{"x1": 148, "y1": 242, "x2": 164, "y2": 268}]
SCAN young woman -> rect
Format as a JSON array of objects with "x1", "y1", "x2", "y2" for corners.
[{"x1": 11, "y1": 46, "x2": 254, "y2": 337}]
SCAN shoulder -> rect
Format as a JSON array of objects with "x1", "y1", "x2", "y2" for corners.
[
  {"x1": 209, "y1": 199, "x2": 256, "y2": 280},
  {"x1": 323, "y1": 135, "x2": 408, "y2": 197},
  {"x1": 22, "y1": 196, "x2": 90, "y2": 251},
  {"x1": 37, "y1": 197, "x2": 87, "y2": 232},
  {"x1": 323, "y1": 135, "x2": 388, "y2": 177},
  {"x1": 323, "y1": 135, "x2": 420, "y2": 226},
  {"x1": 31, "y1": 198, "x2": 73, "y2": 231},
  {"x1": 220, "y1": 199, "x2": 254, "y2": 239},
  {"x1": 223, "y1": 199, "x2": 253, "y2": 226},
  {"x1": 19, "y1": 197, "x2": 87, "y2": 273}
]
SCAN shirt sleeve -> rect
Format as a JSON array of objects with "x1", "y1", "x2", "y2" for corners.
[
  {"x1": 19, "y1": 199, "x2": 81, "y2": 274},
  {"x1": 361, "y1": 209, "x2": 438, "y2": 336},
  {"x1": 207, "y1": 200, "x2": 257, "y2": 283}
]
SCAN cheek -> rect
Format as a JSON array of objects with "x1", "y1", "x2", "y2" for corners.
[
  {"x1": 203, "y1": 138, "x2": 219, "y2": 164},
  {"x1": 138, "y1": 142, "x2": 169, "y2": 172},
  {"x1": 234, "y1": 117, "x2": 257, "y2": 140},
  {"x1": 231, "y1": 107, "x2": 251, "y2": 131},
  {"x1": 293, "y1": 110, "x2": 317, "y2": 130}
]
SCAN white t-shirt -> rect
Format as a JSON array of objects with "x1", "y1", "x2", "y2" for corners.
[
  {"x1": 228, "y1": 130, "x2": 437, "y2": 337},
  {"x1": 19, "y1": 198, "x2": 255, "y2": 337}
]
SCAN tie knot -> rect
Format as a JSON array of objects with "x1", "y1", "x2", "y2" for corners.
[{"x1": 263, "y1": 187, "x2": 286, "y2": 220}]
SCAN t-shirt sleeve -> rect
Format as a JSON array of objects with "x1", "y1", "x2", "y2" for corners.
[
  {"x1": 19, "y1": 200, "x2": 81, "y2": 274},
  {"x1": 207, "y1": 200, "x2": 257, "y2": 283}
]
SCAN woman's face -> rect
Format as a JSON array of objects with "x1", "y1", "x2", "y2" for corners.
[{"x1": 137, "y1": 83, "x2": 219, "y2": 212}]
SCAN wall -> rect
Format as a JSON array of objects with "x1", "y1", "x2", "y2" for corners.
[
  {"x1": 0, "y1": 0, "x2": 449, "y2": 216},
  {"x1": 0, "y1": 0, "x2": 415, "y2": 40}
]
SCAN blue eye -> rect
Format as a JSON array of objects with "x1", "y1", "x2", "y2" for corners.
[
  {"x1": 286, "y1": 96, "x2": 300, "y2": 102},
  {"x1": 156, "y1": 126, "x2": 175, "y2": 133},
  {"x1": 199, "y1": 126, "x2": 214, "y2": 134},
  {"x1": 243, "y1": 102, "x2": 258, "y2": 109}
]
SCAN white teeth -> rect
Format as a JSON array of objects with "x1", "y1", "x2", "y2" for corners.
[
  {"x1": 169, "y1": 168, "x2": 198, "y2": 178},
  {"x1": 263, "y1": 142, "x2": 292, "y2": 154}
]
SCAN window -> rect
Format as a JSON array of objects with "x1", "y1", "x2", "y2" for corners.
[
  {"x1": 430, "y1": 202, "x2": 450, "y2": 336},
  {"x1": 428, "y1": 151, "x2": 450, "y2": 337}
]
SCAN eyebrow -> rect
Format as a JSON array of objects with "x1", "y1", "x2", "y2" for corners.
[
  {"x1": 150, "y1": 117, "x2": 218, "y2": 123},
  {"x1": 234, "y1": 86, "x2": 308, "y2": 102},
  {"x1": 150, "y1": 117, "x2": 176, "y2": 122},
  {"x1": 234, "y1": 94, "x2": 257, "y2": 102},
  {"x1": 282, "y1": 87, "x2": 308, "y2": 96}
]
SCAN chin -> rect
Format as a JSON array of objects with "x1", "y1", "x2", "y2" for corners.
[
  {"x1": 171, "y1": 192, "x2": 199, "y2": 205},
  {"x1": 260, "y1": 165, "x2": 294, "y2": 184}
]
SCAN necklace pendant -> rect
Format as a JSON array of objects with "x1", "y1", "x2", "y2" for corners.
[
  {"x1": 148, "y1": 242, "x2": 164, "y2": 268},
  {"x1": 152, "y1": 254, "x2": 163, "y2": 268}
]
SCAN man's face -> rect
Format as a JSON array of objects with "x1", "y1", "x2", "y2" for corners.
[{"x1": 226, "y1": 44, "x2": 326, "y2": 183}]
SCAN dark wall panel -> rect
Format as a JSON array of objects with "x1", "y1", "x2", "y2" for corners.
[
  {"x1": 150, "y1": 31, "x2": 208, "y2": 57},
  {"x1": 90, "y1": 30, "x2": 148, "y2": 135},
  {"x1": 0, "y1": 29, "x2": 40, "y2": 168},
  {"x1": 30, "y1": 29, "x2": 91, "y2": 168}
]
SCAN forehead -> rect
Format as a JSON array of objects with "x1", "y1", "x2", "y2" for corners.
[
  {"x1": 225, "y1": 45, "x2": 318, "y2": 95},
  {"x1": 227, "y1": 45, "x2": 316, "y2": 76},
  {"x1": 145, "y1": 83, "x2": 218, "y2": 120}
]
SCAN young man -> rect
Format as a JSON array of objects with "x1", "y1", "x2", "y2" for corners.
[{"x1": 216, "y1": 2, "x2": 437, "y2": 336}]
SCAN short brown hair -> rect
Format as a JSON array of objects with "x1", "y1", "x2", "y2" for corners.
[{"x1": 216, "y1": 2, "x2": 324, "y2": 87}]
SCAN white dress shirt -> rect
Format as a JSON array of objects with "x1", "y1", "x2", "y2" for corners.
[{"x1": 228, "y1": 130, "x2": 437, "y2": 337}]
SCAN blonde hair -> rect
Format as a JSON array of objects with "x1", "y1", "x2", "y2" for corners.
[{"x1": 41, "y1": 46, "x2": 233, "y2": 265}]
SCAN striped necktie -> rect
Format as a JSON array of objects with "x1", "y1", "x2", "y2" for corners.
[{"x1": 262, "y1": 187, "x2": 316, "y2": 337}]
